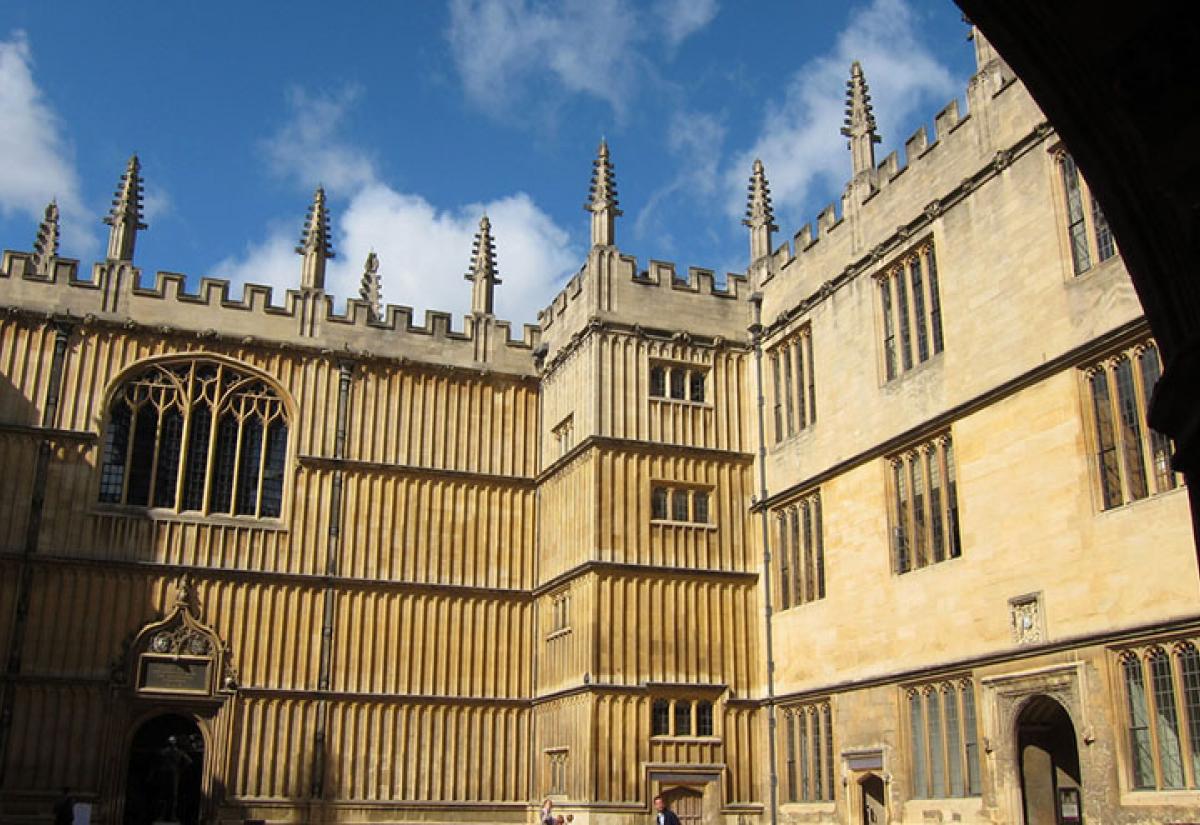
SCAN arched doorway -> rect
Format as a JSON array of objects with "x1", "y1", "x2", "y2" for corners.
[
  {"x1": 1017, "y1": 696, "x2": 1081, "y2": 825},
  {"x1": 858, "y1": 773, "x2": 886, "y2": 824},
  {"x1": 662, "y1": 785, "x2": 704, "y2": 825},
  {"x1": 123, "y1": 713, "x2": 205, "y2": 825}
]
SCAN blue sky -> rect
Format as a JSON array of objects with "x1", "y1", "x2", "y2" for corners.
[{"x1": 0, "y1": 1, "x2": 976, "y2": 325}]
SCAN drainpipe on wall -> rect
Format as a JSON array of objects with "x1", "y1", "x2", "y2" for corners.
[{"x1": 749, "y1": 293, "x2": 779, "y2": 825}]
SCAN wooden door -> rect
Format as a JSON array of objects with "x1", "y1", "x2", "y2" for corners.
[{"x1": 663, "y1": 786, "x2": 704, "y2": 825}]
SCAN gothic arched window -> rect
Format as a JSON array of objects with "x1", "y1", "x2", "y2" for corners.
[{"x1": 99, "y1": 359, "x2": 289, "y2": 518}]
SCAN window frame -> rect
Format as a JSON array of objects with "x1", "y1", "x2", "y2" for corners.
[
  {"x1": 781, "y1": 700, "x2": 835, "y2": 803},
  {"x1": 648, "y1": 360, "x2": 710, "y2": 406},
  {"x1": 905, "y1": 677, "x2": 981, "y2": 800},
  {"x1": 773, "y1": 489, "x2": 825, "y2": 610},
  {"x1": 889, "y1": 434, "x2": 961, "y2": 574},
  {"x1": 650, "y1": 483, "x2": 716, "y2": 527},
  {"x1": 769, "y1": 325, "x2": 817, "y2": 443},
  {"x1": 96, "y1": 355, "x2": 292, "y2": 521},
  {"x1": 1117, "y1": 639, "x2": 1200, "y2": 792},
  {"x1": 1053, "y1": 149, "x2": 1117, "y2": 278},
  {"x1": 875, "y1": 240, "x2": 944, "y2": 382}
]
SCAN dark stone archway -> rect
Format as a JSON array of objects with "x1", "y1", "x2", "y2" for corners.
[{"x1": 123, "y1": 713, "x2": 204, "y2": 825}]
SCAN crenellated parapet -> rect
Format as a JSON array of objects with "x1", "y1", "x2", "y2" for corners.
[
  {"x1": 756, "y1": 39, "x2": 1047, "y2": 333},
  {"x1": 0, "y1": 251, "x2": 542, "y2": 376}
]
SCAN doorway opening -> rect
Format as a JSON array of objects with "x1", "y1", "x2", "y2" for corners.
[
  {"x1": 1017, "y1": 695, "x2": 1081, "y2": 825},
  {"x1": 662, "y1": 785, "x2": 704, "y2": 825},
  {"x1": 123, "y1": 713, "x2": 205, "y2": 825},
  {"x1": 859, "y1": 772, "x2": 886, "y2": 824}
]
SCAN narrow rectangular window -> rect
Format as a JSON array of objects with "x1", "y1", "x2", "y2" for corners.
[
  {"x1": 910, "y1": 255, "x2": 929, "y2": 363},
  {"x1": 689, "y1": 370, "x2": 705, "y2": 403},
  {"x1": 692, "y1": 491, "x2": 709, "y2": 524},
  {"x1": 881, "y1": 278, "x2": 897, "y2": 380},
  {"x1": 1124, "y1": 656, "x2": 1156, "y2": 789},
  {"x1": 771, "y1": 355, "x2": 783, "y2": 442},
  {"x1": 651, "y1": 486, "x2": 668, "y2": 520},
  {"x1": 669, "y1": 368, "x2": 685, "y2": 400},
  {"x1": 798, "y1": 710, "x2": 810, "y2": 800},
  {"x1": 696, "y1": 701, "x2": 713, "y2": 736},
  {"x1": 1151, "y1": 651, "x2": 1186, "y2": 788},
  {"x1": 1090, "y1": 370, "x2": 1123, "y2": 509},
  {"x1": 652, "y1": 699, "x2": 670, "y2": 736},
  {"x1": 822, "y1": 704, "x2": 835, "y2": 801},
  {"x1": 1177, "y1": 644, "x2": 1200, "y2": 786},
  {"x1": 813, "y1": 495, "x2": 825, "y2": 599},
  {"x1": 801, "y1": 499, "x2": 815, "y2": 603},
  {"x1": 1092, "y1": 194, "x2": 1115, "y2": 262},
  {"x1": 650, "y1": 365, "x2": 666, "y2": 398},
  {"x1": 810, "y1": 707, "x2": 824, "y2": 801},
  {"x1": 926, "y1": 247, "x2": 944, "y2": 354},
  {"x1": 782, "y1": 346, "x2": 795, "y2": 436},
  {"x1": 944, "y1": 687, "x2": 964, "y2": 796},
  {"x1": 945, "y1": 438, "x2": 962, "y2": 558},
  {"x1": 896, "y1": 270, "x2": 913, "y2": 371},
  {"x1": 911, "y1": 455, "x2": 927, "y2": 568},
  {"x1": 1061, "y1": 154, "x2": 1092, "y2": 275},
  {"x1": 1115, "y1": 357, "x2": 1149, "y2": 501},
  {"x1": 786, "y1": 714, "x2": 798, "y2": 802},
  {"x1": 910, "y1": 691, "x2": 928, "y2": 797},
  {"x1": 778, "y1": 516, "x2": 791, "y2": 610},
  {"x1": 893, "y1": 460, "x2": 910, "y2": 574},
  {"x1": 793, "y1": 338, "x2": 807, "y2": 428},
  {"x1": 674, "y1": 699, "x2": 693, "y2": 736},
  {"x1": 806, "y1": 334, "x2": 817, "y2": 422},
  {"x1": 672, "y1": 489, "x2": 690, "y2": 522},
  {"x1": 926, "y1": 690, "x2": 945, "y2": 796},
  {"x1": 962, "y1": 684, "x2": 981, "y2": 795},
  {"x1": 789, "y1": 508, "x2": 801, "y2": 604},
  {"x1": 928, "y1": 448, "x2": 945, "y2": 563},
  {"x1": 1139, "y1": 346, "x2": 1177, "y2": 494}
]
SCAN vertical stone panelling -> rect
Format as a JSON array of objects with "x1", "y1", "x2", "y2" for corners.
[
  {"x1": 722, "y1": 703, "x2": 760, "y2": 804},
  {"x1": 228, "y1": 696, "x2": 316, "y2": 800},
  {"x1": 0, "y1": 320, "x2": 57, "y2": 426},
  {"x1": 0, "y1": 434, "x2": 37, "y2": 552},
  {"x1": 537, "y1": 453, "x2": 596, "y2": 583},
  {"x1": 330, "y1": 590, "x2": 529, "y2": 697},
  {"x1": 595, "y1": 574, "x2": 758, "y2": 689},
  {"x1": 535, "y1": 694, "x2": 591, "y2": 801},
  {"x1": 324, "y1": 702, "x2": 529, "y2": 802},
  {"x1": 0, "y1": 684, "x2": 107, "y2": 791}
]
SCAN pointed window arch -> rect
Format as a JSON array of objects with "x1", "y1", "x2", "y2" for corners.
[{"x1": 99, "y1": 358, "x2": 289, "y2": 518}]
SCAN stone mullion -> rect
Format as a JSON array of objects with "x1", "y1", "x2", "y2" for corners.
[
  {"x1": 172, "y1": 364, "x2": 197, "y2": 510},
  {"x1": 803, "y1": 332, "x2": 816, "y2": 423},
  {"x1": 200, "y1": 364, "x2": 225, "y2": 515},
  {"x1": 1103, "y1": 358, "x2": 1136, "y2": 506},
  {"x1": 1169, "y1": 644, "x2": 1197, "y2": 788}
]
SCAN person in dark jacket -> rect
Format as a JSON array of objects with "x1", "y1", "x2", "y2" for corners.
[
  {"x1": 53, "y1": 788, "x2": 74, "y2": 825},
  {"x1": 652, "y1": 795, "x2": 681, "y2": 825}
]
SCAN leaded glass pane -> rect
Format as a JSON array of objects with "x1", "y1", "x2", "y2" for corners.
[
  {"x1": 651, "y1": 487, "x2": 668, "y2": 520},
  {"x1": 771, "y1": 355, "x2": 783, "y2": 441},
  {"x1": 793, "y1": 339, "x2": 807, "y2": 427},
  {"x1": 650, "y1": 366, "x2": 666, "y2": 398},
  {"x1": 798, "y1": 710, "x2": 810, "y2": 800},
  {"x1": 928, "y1": 448, "x2": 945, "y2": 562},
  {"x1": 911, "y1": 455, "x2": 926, "y2": 568},
  {"x1": 944, "y1": 688, "x2": 964, "y2": 796},
  {"x1": 696, "y1": 701, "x2": 713, "y2": 736},
  {"x1": 778, "y1": 516, "x2": 791, "y2": 609},
  {"x1": 669, "y1": 368, "x2": 685, "y2": 400},
  {"x1": 910, "y1": 691, "x2": 927, "y2": 797},
  {"x1": 1090, "y1": 371, "x2": 1123, "y2": 509},
  {"x1": 1178, "y1": 644, "x2": 1200, "y2": 787},
  {"x1": 181, "y1": 403, "x2": 212, "y2": 511},
  {"x1": 235, "y1": 416, "x2": 264, "y2": 515},
  {"x1": 1151, "y1": 650, "x2": 1185, "y2": 787},
  {"x1": 652, "y1": 700, "x2": 670, "y2": 736},
  {"x1": 926, "y1": 248, "x2": 944, "y2": 354},
  {"x1": 1139, "y1": 346, "x2": 1177, "y2": 494},
  {"x1": 783, "y1": 347, "x2": 795, "y2": 436},
  {"x1": 1124, "y1": 655, "x2": 1155, "y2": 788},
  {"x1": 1061, "y1": 155, "x2": 1091, "y2": 274},
  {"x1": 1092, "y1": 194, "x2": 1115, "y2": 261},
  {"x1": 927, "y1": 690, "x2": 945, "y2": 796},
  {"x1": 689, "y1": 370, "x2": 705, "y2": 403},
  {"x1": 962, "y1": 684, "x2": 980, "y2": 795},
  {"x1": 911, "y1": 256, "x2": 928, "y2": 362},
  {"x1": 672, "y1": 489, "x2": 689, "y2": 522},
  {"x1": 813, "y1": 495, "x2": 825, "y2": 599},
  {"x1": 152, "y1": 407, "x2": 184, "y2": 508},
  {"x1": 786, "y1": 713, "x2": 798, "y2": 801},
  {"x1": 801, "y1": 499, "x2": 815, "y2": 602},
  {"x1": 674, "y1": 699, "x2": 692, "y2": 736},
  {"x1": 99, "y1": 402, "x2": 131, "y2": 503},
  {"x1": 209, "y1": 413, "x2": 239, "y2": 514},
  {"x1": 894, "y1": 461, "x2": 910, "y2": 573},
  {"x1": 896, "y1": 271, "x2": 913, "y2": 370},
  {"x1": 1115, "y1": 358, "x2": 1149, "y2": 501},
  {"x1": 126, "y1": 404, "x2": 158, "y2": 506},
  {"x1": 811, "y1": 707, "x2": 823, "y2": 802},
  {"x1": 945, "y1": 439, "x2": 962, "y2": 557},
  {"x1": 260, "y1": 419, "x2": 287, "y2": 518},
  {"x1": 881, "y1": 278, "x2": 897, "y2": 380},
  {"x1": 693, "y1": 491, "x2": 709, "y2": 525},
  {"x1": 822, "y1": 704, "x2": 834, "y2": 801}
]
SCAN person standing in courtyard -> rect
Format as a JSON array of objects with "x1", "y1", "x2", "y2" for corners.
[
  {"x1": 540, "y1": 798, "x2": 556, "y2": 825},
  {"x1": 653, "y1": 795, "x2": 681, "y2": 825},
  {"x1": 53, "y1": 788, "x2": 74, "y2": 825}
]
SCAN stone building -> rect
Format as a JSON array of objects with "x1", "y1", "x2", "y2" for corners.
[{"x1": 0, "y1": 27, "x2": 1195, "y2": 825}]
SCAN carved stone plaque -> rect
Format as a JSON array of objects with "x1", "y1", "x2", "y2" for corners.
[{"x1": 139, "y1": 656, "x2": 210, "y2": 694}]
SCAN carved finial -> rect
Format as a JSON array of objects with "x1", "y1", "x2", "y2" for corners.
[
  {"x1": 585, "y1": 138, "x2": 622, "y2": 247},
  {"x1": 465, "y1": 214, "x2": 502, "y2": 316},
  {"x1": 296, "y1": 187, "x2": 335, "y2": 291},
  {"x1": 359, "y1": 251, "x2": 382, "y2": 320},
  {"x1": 173, "y1": 573, "x2": 195, "y2": 613},
  {"x1": 743, "y1": 159, "x2": 777, "y2": 262},
  {"x1": 104, "y1": 155, "x2": 147, "y2": 262},
  {"x1": 841, "y1": 61, "x2": 881, "y2": 177},
  {"x1": 32, "y1": 200, "x2": 60, "y2": 277}
]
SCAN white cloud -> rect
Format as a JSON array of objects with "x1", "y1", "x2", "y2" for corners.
[
  {"x1": 634, "y1": 109, "x2": 726, "y2": 247},
  {"x1": 0, "y1": 31, "x2": 92, "y2": 253},
  {"x1": 657, "y1": 0, "x2": 718, "y2": 48},
  {"x1": 446, "y1": 0, "x2": 643, "y2": 117},
  {"x1": 262, "y1": 86, "x2": 377, "y2": 191},
  {"x1": 727, "y1": 0, "x2": 960, "y2": 225},
  {"x1": 218, "y1": 82, "x2": 578, "y2": 326}
]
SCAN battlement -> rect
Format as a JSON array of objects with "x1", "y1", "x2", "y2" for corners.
[
  {"x1": 0, "y1": 250, "x2": 541, "y2": 376},
  {"x1": 536, "y1": 246, "x2": 750, "y2": 358},
  {"x1": 759, "y1": 58, "x2": 1042, "y2": 327}
]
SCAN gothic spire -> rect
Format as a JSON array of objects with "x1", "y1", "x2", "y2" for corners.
[
  {"x1": 32, "y1": 200, "x2": 60, "y2": 277},
  {"x1": 743, "y1": 159, "x2": 777, "y2": 263},
  {"x1": 585, "y1": 139, "x2": 622, "y2": 247},
  {"x1": 841, "y1": 61, "x2": 881, "y2": 177},
  {"x1": 465, "y1": 215, "x2": 502, "y2": 317},
  {"x1": 104, "y1": 154, "x2": 147, "y2": 262},
  {"x1": 359, "y1": 251, "x2": 382, "y2": 320},
  {"x1": 296, "y1": 187, "x2": 335, "y2": 291}
]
